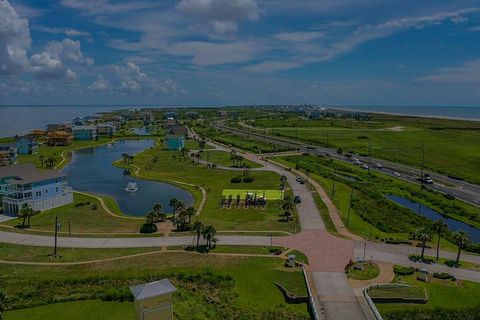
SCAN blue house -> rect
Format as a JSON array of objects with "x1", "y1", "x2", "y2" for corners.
[
  {"x1": 72, "y1": 125, "x2": 98, "y2": 141},
  {"x1": 165, "y1": 135, "x2": 185, "y2": 151},
  {"x1": 16, "y1": 136, "x2": 39, "y2": 155},
  {"x1": 0, "y1": 164, "x2": 73, "y2": 215}
]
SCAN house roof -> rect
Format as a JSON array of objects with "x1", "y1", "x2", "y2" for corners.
[
  {"x1": 129, "y1": 279, "x2": 177, "y2": 300},
  {"x1": 0, "y1": 163, "x2": 64, "y2": 184},
  {"x1": 72, "y1": 125, "x2": 96, "y2": 131},
  {"x1": 96, "y1": 123, "x2": 114, "y2": 128}
]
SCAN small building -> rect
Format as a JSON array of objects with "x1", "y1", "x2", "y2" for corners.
[
  {"x1": 0, "y1": 143, "x2": 18, "y2": 167},
  {"x1": 96, "y1": 123, "x2": 115, "y2": 137},
  {"x1": 165, "y1": 134, "x2": 185, "y2": 151},
  {"x1": 0, "y1": 163, "x2": 73, "y2": 215},
  {"x1": 16, "y1": 136, "x2": 39, "y2": 155},
  {"x1": 165, "y1": 117, "x2": 177, "y2": 127},
  {"x1": 72, "y1": 125, "x2": 97, "y2": 141},
  {"x1": 72, "y1": 117, "x2": 84, "y2": 126},
  {"x1": 162, "y1": 112, "x2": 178, "y2": 120},
  {"x1": 130, "y1": 279, "x2": 177, "y2": 320},
  {"x1": 46, "y1": 131, "x2": 72, "y2": 146}
]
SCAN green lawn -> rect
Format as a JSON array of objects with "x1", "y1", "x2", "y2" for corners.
[
  {"x1": 347, "y1": 262, "x2": 380, "y2": 280},
  {"x1": 2, "y1": 193, "x2": 142, "y2": 234},
  {"x1": 368, "y1": 286, "x2": 426, "y2": 299},
  {"x1": 203, "y1": 150, "x2": 262, "y2": 168},
  {"x1": 247, "y1": 115, "x2": 480, "y2": 185},
  {"x1": 376, "y1": 271, "x2": 480, "y2": 316},
  {"x1": 116, "y1": 145, "x2": 299, "y2": 233},
  {"x1": 4, "y1": 301, "x2": 134, "y2": 320},
  {"x1": 289, "y1": 250, "x2": 309, "y2": 265},
  {"x1": 222, "y1": 189, "x2": 284, "y2": 200},
  {"x1": 1, "y1": 253, "x2": 308, "y2": 319}
]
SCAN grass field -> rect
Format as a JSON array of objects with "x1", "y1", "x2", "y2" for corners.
[
  {"x1": 376, "y1": 270, "x2": 480, "y2": 317},
  {"x1": 347, "y1": 262, "x2": 380, "y2": 280},
  {"x1": 115, "y1": 144, "x2": 299, "y2": 233},
  {"x1": 222, "y1": 189, "x2": 284, "y2": 200},
  {"x1": 2, "y1": 192, "x2": 142, "y2": 234},
  {"x1": 204, "y1": 150, "x2": 262, "y2": 168},
  {"x1": 246, "y1": 115, "x2": 480, "y2": 184},
  {"x1": 1, "y1": 253, "x2": 308, "y2": 319}
]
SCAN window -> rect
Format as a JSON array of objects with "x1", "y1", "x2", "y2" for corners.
[
  {"x1": 56, "y1": 187, "x2": 59, "y2": 192},
  {"x1": 36, "y1": 191, "x2": 41, "y2": 197}
]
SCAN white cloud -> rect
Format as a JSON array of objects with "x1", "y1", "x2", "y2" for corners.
[
  {"x1": 244, "y1": 61, "x2": 299, "y2": 73},
  {"x1": 414, "y1": 59, "x2": 480, "y2": 84},
  {"x1": 88, "y1": 76, "x2": 111, "y2": 91},
  {"x1": 33, "y1": 25, "x2": 91, "y2": 38},
  {"x1": 43, "y1": 39, "x2": 94, "y2": 65},
  {"x1": 165, "y1": 41, "x2": 256, "y2": 66},
  {"x1": 0, "y1": 0, "x2": 31, "y2": 75},
  {"x1": 60, "y1": 0, "x2": 162, "y2": 16},
  {"x1": 177, "y1": 0, "x2": 259, "y2": 36},
  {"x1": 273, "y1": 31, "x2": 324, "y2": 42},
  {"x1": 112, "y1": 62, "x2": 179, "y2": 95}
]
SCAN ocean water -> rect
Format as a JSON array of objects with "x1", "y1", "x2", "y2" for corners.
[{"x1": 1, "y1": 105, "x2": 480, "y2": 138}]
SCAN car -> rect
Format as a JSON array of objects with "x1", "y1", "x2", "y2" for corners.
[
  {"x1": 353, "y1": 160, "x2": 361, "y2": 165},
  {"x1": 296, "y1": 176, "x2": 302, "y2": 182},
  {"x1": 393, "y1": 171, "x2": 401, "y2": 177},
  {"x1": 361, "y1": 164, "x2": 369, "y2": 170},
  {"x1": 294, "y1": 196, "x2": 302, "y2": 203},
  {"x1": 375, "y1": 163, "x2": 383, "y2": 169}
]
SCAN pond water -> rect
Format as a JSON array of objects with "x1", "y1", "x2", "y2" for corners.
[
  {"x1": 62, "y1": 139, "x2": 194, "y2": 216},
  {"x1": 387, "y1": 195, "x2": 480, "y2": 243},
  {"x1": 133, "y1": 127, "x2": 152, "y2": 136}
]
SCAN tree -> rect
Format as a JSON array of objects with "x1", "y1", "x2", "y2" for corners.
[
  {"x1": 415, "y1": 226, "x2": 432, "y2": 260},
  {"x1": 305, "y1": 168, "x2": 311, "y2": 184},
  {"x1": 191, "y1": 220, "x2": 204, "y2": 248},
  {"x1": 433, "y1": 219, "x2": 448, "y2": 260},
  {"x1": 453, "y1": 230, "x2": 469, "y2": 265},
  {"x1": 280, "y1": 175, "x2": 287, "y2": 190},
  {"x1": 17, "y1": 203, "x2": 32, "y2": 228},
  {"x1": 230, "y1": 150, "x2": 237, "y2": 167},
  {"x1": 145, "y1": 210, "x2": 156, "y2": 225},
  {"x1": 169, "y1": 198, "x2": 179, "y2": 215},
  {"x1": 185, "y1": 207, "x2": 196, "y2": 224},
  {"x1": 195, "y1": 152, "x2": 201, "y2": 164},
  {"x1": 337, "y1": 147, "x2": 343, "y2": 155},
  {"x1": 153, "y1": 203, "x2": 162, "y2": 221},
  {"x1": 202, "y1": 225, "x2": 216, "y2": 249},
  {"x1": 0, "y1": 289, "x2": 7, "y2": 320},
  {"x1": 199, "y1": 139, "x2": 206, "y2": 150},
  {"x1": 281, "y1": 197, "x2": 294, "y2": 222},
  {"x1": 39, "y1": 155, "x2": 44, "y2": 168}
]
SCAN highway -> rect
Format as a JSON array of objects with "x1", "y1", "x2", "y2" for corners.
[{"x1": 210, "y1": 120, "x2": 480, "y2": 207}]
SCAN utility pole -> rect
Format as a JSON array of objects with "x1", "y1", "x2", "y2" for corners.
[
  {"x1": 420, "y1": 141, "x2": 425, "y2": 191},
  {"x1": 68, "y1": 219, "x2": 71, "y2": 237},
  {"x1": 346, "y1": 187, "x2": 353, "y2": 227},
  {"x1": 54, "y1": 215, "x2": 59, "y2": 257}
]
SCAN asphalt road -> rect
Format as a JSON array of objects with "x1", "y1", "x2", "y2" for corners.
[{"x1": 211, "y1": 120, "x2": 480, "y2": 207}]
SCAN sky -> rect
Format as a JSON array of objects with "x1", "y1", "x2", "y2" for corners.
[{"x1": 1, "y1": 0, "x2": 480, "y2": 106}]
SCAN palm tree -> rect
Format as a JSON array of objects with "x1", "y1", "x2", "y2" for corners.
[
  {"x1": 0, "y1": 289, "x2": 7, "y2": 320},
  {"x1": 453, "y1": 230, "x2": 469, "y2": 265},
  {"x1": 185, "y1": 207, "x2": 196, "y2": 224},
  {"x1": 280, "y1": 175, "x2": 287, "y2": 190},
  {"x1": 203, "y1": 225, "x2": 216, "y2": 249},
  {"x1": 153, "y1": 203, "x2": 162, "y2": 222},
  {"x1": 169, "y1": 198, "x2": 179, "y2": 215},
  {"x1": 415, "y1": 226, "x2": 432, "y2": 260},
  {"x1": 433, "y1": 219, "x2": 448, "y2": 260},
  {"x1": 145, "y1": 210, "x2": 156, "y2": 225},
  {"x1": 230, "y1": 150, "x2": 237, "y2": 167},
  {"x1": 17, "y1": 203, "x2": 32, "y2": 228},
  {"x1": 191, "y1": 220, "x2": 204, "y2": 248},
  {"x1": 281, "y1": 197, "x2": 294, "y2": 222},
  {"x1": 195, "y1": 152, "x2": 201, "y2": 164}
]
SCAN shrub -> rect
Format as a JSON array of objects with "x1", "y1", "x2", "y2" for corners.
[
  {"x1": 242, "y1": 175, "x2": 255, "y2": 183},
  {"x1": 230, "y1": 176, "x2": 242, "y2": 183},
  {"x1": 140, "y1": 223, "x2": 157, "y2": 234},
  {"x1": 269, "y1": 248, "x2": 283, "y2": 255},
  {"x1": 444, "y1": 260, "x2": 459, "y2": 268},
  {"x1": 90, "y1": 204, "x2": 98, "y2": 210},
  {"x1": 394, "y1": 266, "x2": 415, "y2": 276},
  {"x1": 433, "y1": 272, "x2": 455, "y2": 280}
]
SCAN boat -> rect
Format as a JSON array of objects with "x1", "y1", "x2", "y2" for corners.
[{"x1": 125, "y1": 182, "x2": 138, "y2": 192}]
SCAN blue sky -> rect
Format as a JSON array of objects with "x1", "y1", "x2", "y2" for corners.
[{"x1": 1, "y1": 0, "x2": 480, "y2": 106}]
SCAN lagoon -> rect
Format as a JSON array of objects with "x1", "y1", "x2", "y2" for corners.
[
  {"x1": 387, "y1": 195, "x2": 480, "y2": 243},
  {"x1": 62, "y1": 139, "x2": 194, "y2": 216}
]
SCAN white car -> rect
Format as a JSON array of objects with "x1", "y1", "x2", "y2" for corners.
[
  {"x1": 393, "y1": 171, "x2": 401, "y2": 177},
  {"x1": 375, "y1": 163, "x2": 383, "y2": 169},
  {"x1": 361, "y1": 164, "x2": 369, "y2": 170},
  {"x1": 353, "y1": 160, "x2": 361, "y2": 165},
  {"x1": 296, "y1": 176, "x2": 302, "y2": 182}
]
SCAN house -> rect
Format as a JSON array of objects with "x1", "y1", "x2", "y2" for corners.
[
  {"x1": 96, "y1": 123, "x2": 115, "y2": 137},
  {"x1": 129, "y1": 279, "x2": 176, "y2": 320},
  {"x1": 165, "y1": 134, "x2": 185, "y2": 151},
  {"x1": 0, "y1": 143, "x2": 18, "y2": 167},
  {"x1": 72, "y1": 125, "x2": 97, "y2": 141},
  {"x1": 0, "y1": 163, "x2": 73, "y2": 215},
  {"x1": 46, "y1": 131, "x2": 72, "y2": 146},
  {"x1": 46, "y1": 124, "x2": 68, "y2": 132},
  {"x1": 72, "y1": 117, "x2": 84, "y2": 126},
  {"x1": 30, "y1": 130, "x2": 47, "y2": 138},
  {"x1": 16, "y1": 136, "x2": 39, "y2": 155},
  {"x1": 165, "y1": 117, "x2": 177, "y2": 127}
]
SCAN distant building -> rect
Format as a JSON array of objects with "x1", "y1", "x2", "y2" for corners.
[
  {"x1": 72, "y1": 125, "x2": 97, "y2": 141},
  {"x1": 218, "y1": 110, "x2": 228, "y2": 117},
  {"x1": 0, "y1": 163, "x2": 73, "y2": 215},
  {"x1": 96, "y1": 123, "x2": 116, "y2": 137},
  {"x1": 162, "y1": 112, "x2": 178, "y2": 120},
  {"x1": 46, "y1": 131, "x2": 72, "y2": 146},
  {"x1": 30, "y1": 130, "x2": 47, "y2": 138},
  {"x1": 167, "y1": 125, "x2": 186, "y2": 136},
  {"x1": 16, "y1": 136, "x2": 39, "y2": 155},
  {"x1": 130, "y1": 279, "x2": 177, "y2": 320},
  {"x1": 165, "y1": 117, "x2": 177, "y2": 127},
  {"x1": 0, "y1": 143, "x2": 17, "y2": 167},
  {"x1": 142, "y1": 111, "x2": 155, "y2": 126},
  {"x1": 72, "y1": 117, "x2": 84, "y2": 126},
  {"x1": 185, "y1": 111, "x2": 200, "y2": 120},
  {"x1": 46, "y1": 124, "x2": 68, "y2": 132},
  {"x1": 165, "y1": 134, "x2": 185, "y2": 151}
]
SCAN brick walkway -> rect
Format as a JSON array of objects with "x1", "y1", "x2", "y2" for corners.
[{"x1": 274, "y1": 229, "x2": 354, "y2": 272}]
